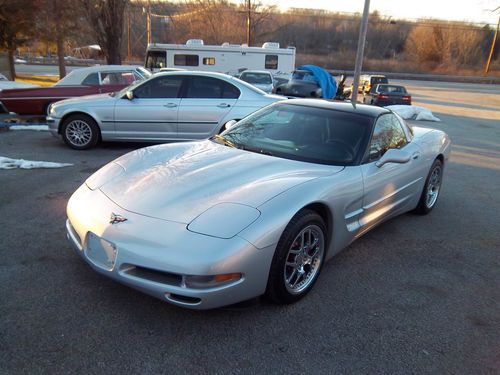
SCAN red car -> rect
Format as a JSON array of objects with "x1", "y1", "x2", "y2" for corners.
[{"x1": 0, "y1": 65, "x2": 151, "y2": 116}]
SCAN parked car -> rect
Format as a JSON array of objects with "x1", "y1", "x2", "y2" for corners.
[
  {"x1": 274, "y1": 69, "x2": 323, "y2": 98},
  {"x1": 47, "y1": 71, "x2": 285, "y2": 149},
  {"x1": 356, "y1": 74, "x2": 388, "y2": 93},
  {"x1": 238, "y1": 70, "x2": 274, "y2": 93},
  {"x1": 65, "y1": 99, "x2": 450, "y2": 309},
  {"x1": 274, "y1": 65, "x2": 337, "y2": 99},
  {"x1": 0, "y1": 65, "x2": 151, "y2": 116},
  {"x1": 363, "y1": 84, "x2": 412, "y2": 106},
  {"x1": 0, "y1": 73, "x2": 38, "y2": 91}
]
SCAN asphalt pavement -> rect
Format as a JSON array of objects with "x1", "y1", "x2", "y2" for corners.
[{"x1": 0, "y1": 81, "x2": 499, "y2": 374}]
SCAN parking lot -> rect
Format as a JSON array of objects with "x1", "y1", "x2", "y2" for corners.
[{"x1": 1, "y1": 80, "x2": 499, "y2": 374}]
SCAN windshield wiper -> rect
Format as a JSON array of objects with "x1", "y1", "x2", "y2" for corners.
[
  {"x1": 240, "y1": 145, "x2": 273, "y2": 156},
  {"x1": 211, "y1": 134, "x2": 238, "y2": 149}
]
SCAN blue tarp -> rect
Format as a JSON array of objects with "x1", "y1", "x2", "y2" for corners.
[{"x1": 298, "y1": 65, "x2": 337, "y2": 99}]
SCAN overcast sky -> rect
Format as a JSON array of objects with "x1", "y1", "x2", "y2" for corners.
[{"x1": 268, "y1": 0, "x2": 499, "y2": 25}]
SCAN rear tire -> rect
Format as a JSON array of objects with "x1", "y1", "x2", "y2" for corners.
[
  {"x1": 61, "y1": 114, "x2": 100, "y2": 150},
  {"x1": 265, "y1": 209, "x2": 326, "y2": 304},
  {"x1": 414, "y1": 159, "x2": 443, "y2": 215}
]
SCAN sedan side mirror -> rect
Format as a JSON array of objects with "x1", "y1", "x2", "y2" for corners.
[
  {"x1": 224, "y1": 120, "x2": 238, "y2": 131},
  {"x1": 375, "y1": 148, "x2": 411, "y2": 168},
  {"x1": 126, "y1": 90, "x2": 134, "y2": 100}
]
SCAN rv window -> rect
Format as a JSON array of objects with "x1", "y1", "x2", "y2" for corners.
[
  {"x1": 203, "y1": 57, "x2": 216, "y2": 65},
  {"x1": 265, "y1": 55, "x2": 278, "y2": 70},
  {"x1": 145, "y1": 51, "x2": 166, "y2": 70},
  {"x1": 174, "y1": 54, "x2": 199, "y2": 66}
]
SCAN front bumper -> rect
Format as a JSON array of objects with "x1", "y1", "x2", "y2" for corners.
[
  {"x1": 46, "y1": 115, "x2": 61, "y2": 138},
  {"x1": 66, "y1": 184, "x2": 276, "y2": 309}
]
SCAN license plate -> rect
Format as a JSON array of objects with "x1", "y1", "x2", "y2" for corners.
[{"x1": 85, "y1": 232, "x2": 117, "y2": 271}]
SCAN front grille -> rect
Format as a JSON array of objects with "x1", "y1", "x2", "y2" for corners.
[{"x1": 122, "y1": 265, "x2": 183, "y2": 287}]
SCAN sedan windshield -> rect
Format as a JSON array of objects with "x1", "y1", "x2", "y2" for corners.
[{"x1": 218, "y1": 103, "x2": 372, "y2": 166}]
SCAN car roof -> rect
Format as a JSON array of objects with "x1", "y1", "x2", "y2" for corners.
[
  {"x1": 240, "y1": 70, "x2": 271, "y2": 75},
  {"x1": 280, "y1": 99, "x2": 391, "y2": 117},
  {"x1": 55, "y1": 65, "x2": 143, "y2": 85}
]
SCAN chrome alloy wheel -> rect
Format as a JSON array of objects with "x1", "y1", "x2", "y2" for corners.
[
  {"x1": 65, "y1": 120, "x2": 92, "y2": 147},
  {"x1": 426, "y1": 164, "x2": 442, "y2": 209},
  {"x1": 284, "y1": 225, "x2": 325, "y2": 294}
]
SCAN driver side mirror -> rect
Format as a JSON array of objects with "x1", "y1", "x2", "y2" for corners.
[
  {"x1": 126, "y1": 90, "x2": 134, "y2": 100},
  {"x1": 375, "y1": 148, "x2": 411, "y2": 168},
  {"x1": 224, "y1": 120, "x2": 238, "y2": 131}
]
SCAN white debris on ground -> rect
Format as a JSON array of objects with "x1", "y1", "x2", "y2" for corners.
[
  {"x1": 8, "y1": 125, "x2": 49, "y2": 131},
  {"x1": 385, "y1": 105, "x2": 441, "y2": 122},
  {"x1": 0, "y1": 156, "x2": 73, "y2": 170}
]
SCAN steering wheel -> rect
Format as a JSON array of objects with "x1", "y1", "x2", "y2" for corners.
[{"x1": 326, "y1": 138, "x2": 355, "y2": 160}]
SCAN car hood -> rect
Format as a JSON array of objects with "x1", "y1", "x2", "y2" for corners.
[
  {"x1": 53, "y1": 93, "x2": 116, "y2": 108},
  {"x1": 99, "y1": 140, "x2": 343, "y2": 223}
]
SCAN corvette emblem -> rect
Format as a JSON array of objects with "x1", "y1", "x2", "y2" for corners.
[{"x1": 109, "y1": 213, "x2": 128, "y2": 224}]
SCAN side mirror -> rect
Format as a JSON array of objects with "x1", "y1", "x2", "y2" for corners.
[
  {"x1": 126, "y1": 90, "x2": 134, "y2": 100},
  {"x1": 224, "y1": 120, "x2": 238, "y2": 131},
  {"x1": 375, "y1": 148, "x2": 411, "y2": 168}
]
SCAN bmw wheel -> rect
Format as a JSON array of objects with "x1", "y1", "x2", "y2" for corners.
[
  {"x1": 266, "y1": 209, "x2": 326, "y2": 304},
  {"x1": 61, "y1": 114, "x2": 100, "y2": 150},
  {"x1": 415, "y1": 159, "x2": 443, "y2": 215}
]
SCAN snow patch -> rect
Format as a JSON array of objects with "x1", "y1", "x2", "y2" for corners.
[
  {"x1": 0, "y1": 156, "x2": 73, "y2": 170},
  {"x1": 9, "y1": 125, "x2": 49, "y2": 131},
  {"x1": 385, "y1": 105, "x2": 441, "y2": 122}
]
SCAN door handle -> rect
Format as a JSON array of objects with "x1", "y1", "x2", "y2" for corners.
[
  {"x1": 164, "y1": 103, "x2": 178, "y2": 108},
  {"x1": 412, "y1": 152, "x2": 420, "y2": 160},
  {"x1": 217, "y1": 103, "x2": 231, "y2": 108}
]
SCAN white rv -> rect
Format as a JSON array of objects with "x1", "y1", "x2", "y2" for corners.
[{"x1": 145, "y1": 39, "x2": 296, "y2": 79}]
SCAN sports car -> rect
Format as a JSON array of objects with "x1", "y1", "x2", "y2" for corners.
[{"x1": 66, "y1": 100, "x2": 451, "y2": 309}]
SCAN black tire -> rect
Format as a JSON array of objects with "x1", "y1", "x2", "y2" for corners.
[
  {"x1": 414, "y1": 159, "x2": 443, "y2": 215},
  {"x1": 61, "y1": 114, "x2": 100, "y2": 150},
  {"x1": 265, "y1": 209, "x2": 327, "y2": 304}
]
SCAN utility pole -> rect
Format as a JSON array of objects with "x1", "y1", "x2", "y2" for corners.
[
  {"x1": 127, "y1": 12, "x2": 132, "y2": 61},
  {"x1": 351, "y1": 0, "x2": 370, "y2": 107},
  {"x1": 246, "y1": 0, "x2": 251, "y2": 46},
  {"x1": 485, "y1": 16, "x2": 499, "y2": 74},
  {"x1": 146, "y1": 0, "x2": 152, "y2": 45}
]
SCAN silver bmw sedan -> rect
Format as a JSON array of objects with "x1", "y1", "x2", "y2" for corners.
[{"x1": 47, "y1": 71, "x2": 285, "y2": 149}]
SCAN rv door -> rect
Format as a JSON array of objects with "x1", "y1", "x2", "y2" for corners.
[{"x1": 145, "y1": 50, "x2": 167, "y2": 72}]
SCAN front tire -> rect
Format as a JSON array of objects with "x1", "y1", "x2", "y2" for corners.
[
  {"x1": 265, "y1": 209, "x2": 326, "y2": 304},
  {"x1": 61, "y1": 114, "x2": 100, "y2": 150},
  {"x1": 414, "y1": 159, "x2": 443, "y2": 215}
]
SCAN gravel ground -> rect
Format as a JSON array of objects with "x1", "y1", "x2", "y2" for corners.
[{"x1": 0, "y1": 81, "x2": 499, "y2": 374}]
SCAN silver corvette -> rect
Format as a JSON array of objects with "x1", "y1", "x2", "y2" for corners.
[{"x1": 66, "y1": 100, "x2": 451, "y2": 309}]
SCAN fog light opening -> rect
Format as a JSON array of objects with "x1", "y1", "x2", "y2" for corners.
[{"x1": 184, "y1": 273, "x2": 242, "y2": 289}]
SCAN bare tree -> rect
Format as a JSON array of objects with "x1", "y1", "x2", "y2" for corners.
[
  {"x1": 81, "y1": 0, "x2": 128, "y2": 64},
  {"x1": 0, "y1": 0, "x2": 39, "y2": 78}
]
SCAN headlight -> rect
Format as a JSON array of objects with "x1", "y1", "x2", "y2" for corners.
[
  {"x1": 48, "y1": 103, "x2": 56, "y2": 116},
  {"x1": 187, "y1": 202, "x2": 260, "y2": 239}
]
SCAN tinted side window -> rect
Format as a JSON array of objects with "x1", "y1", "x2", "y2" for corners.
[
  {"x1": 82, "y1": 73, "x2": 99, "y2": 86},
  {"x1": 370, "y1": 114, "x2": 408, "y2": 160},
  {"x1": 265, "y1": 55, "x2": 278, "y2": 69},
  {"x1": 185, "y1": 76, "x2": 240, "y2": 99},
  {"x1": 134, "y1": 76, "x2": 183, "y2": 99}
]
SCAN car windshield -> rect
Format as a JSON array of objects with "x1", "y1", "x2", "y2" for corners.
[
  {"x1": 240, "y1": 72, "x2": 272, "y2": 84},
  {"x1": 216, "y1": 103, "x2": 372, "y2": 166},
  {"x1": 292, "y1": 71, "x2": 318, "y2": 82},
  {"x1": 378, "y1": 85, "x2": 407, "y2": 94}
]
